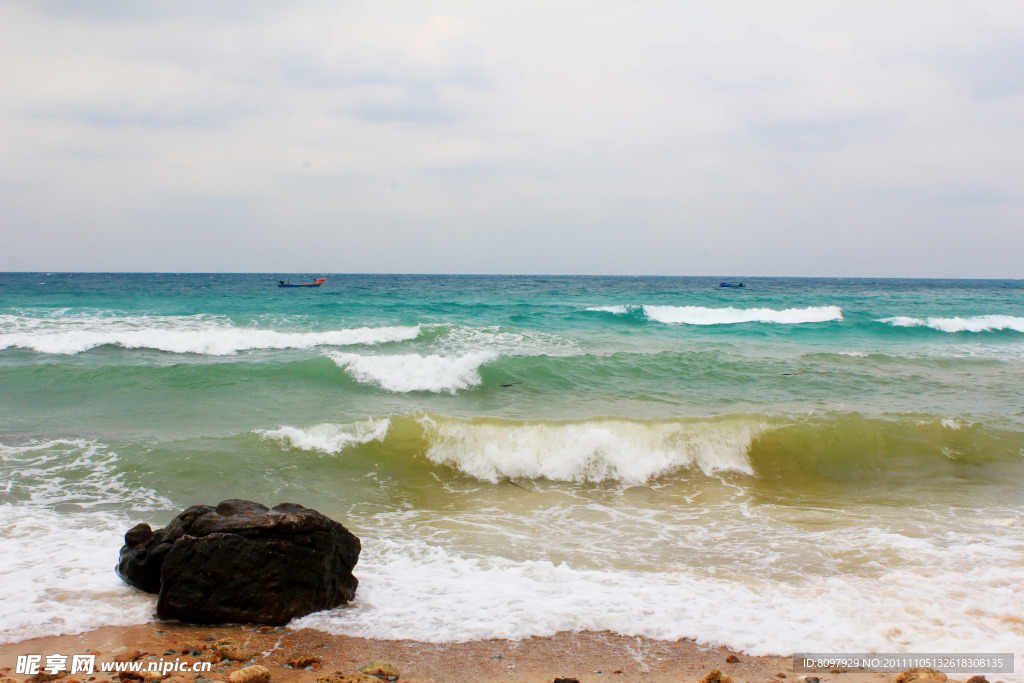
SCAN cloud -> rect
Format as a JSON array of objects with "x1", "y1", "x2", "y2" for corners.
[{"x1": 1, "y1": 0, "x2": 1023, "y2": 276}]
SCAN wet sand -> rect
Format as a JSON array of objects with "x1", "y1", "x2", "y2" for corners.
[{"x1": 0, "y1": 622, "x2": 954, "y2": 683}]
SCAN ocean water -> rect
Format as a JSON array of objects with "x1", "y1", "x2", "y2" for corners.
[{"x1": 2, "y1": 273, "x2": 1023, "y2": 658}]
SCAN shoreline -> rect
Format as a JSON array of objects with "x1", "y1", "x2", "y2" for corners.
[{"x1": 0, "y1": 622, "x2": 963, "y2": 683}]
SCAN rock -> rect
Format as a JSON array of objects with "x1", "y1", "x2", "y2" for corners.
[
  {"x1": 726, "y1": 655, "x2": 740, "y2": 663},
  {"x1": 114, "y1": 653, "x2": 142, "y2": 664},
  {"x1": 700, "y1": 670, "x2": 735, "y2": 683},
  {"x1": 553, "y1": 679, "x2": 581, "y2": 683},
  {"x1": 359, "y1": 662, "x2": 399, "y2": 681},
  {"x1": 116, "y1": 499, "x2": 360, "y2": 626},
  {"x1": 316, "y1": 676, "x2": 380, "y2": 683},
  {"x1": 966, "y1": 677, "x2": 989, "y2": 683},
  {"x1": 213, "y1": 639, "x2": 253, "y2": 662},
  {"x1": 227, "y1": 666, "x2": 271, "y2": 683},
  {"x1": 897, "y1": 669, "x2": 947, "y2": 683},
  {"x1": 286, "y1": 657, "x2": 322, "y2": 669}
]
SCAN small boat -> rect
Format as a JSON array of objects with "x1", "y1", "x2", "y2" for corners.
[
  {"x1": 278, "y1": 277, "x2": 326, "y2": 288},
  {"x1": 719, "y1": 282, "x2": 744, "y2": 288}
]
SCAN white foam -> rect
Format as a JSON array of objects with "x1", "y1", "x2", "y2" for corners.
[
  {"x1": 879, "y1": 314, "x2": 1024, "y2": 333},
  {"x1": 0, "y1": 439, "x2": 173, "y2": 511},
  {"x1": 434, "y1": 326, "x2": 579, "y2": 358},
  {"x1": 292, "y1": 534, "x2": 1024, "y2": 660},
  {"x1": 0, "y1": 505, "x2": 156, "y2": 643},
  {"x1": 0, "y1": 439, "x2": 174, "y2": 643},
  {"x1": 418, "y1": 416, "x2": 760, "y2": 483},
  {"x1": 330, "y1": 351, "x2": 498, "y2": 393},
  {"x1": 643, "y1": 305, "x2": 843, "y2": 325},
  {"x1": 258, "y1": 418, "x2": 391, "y2": 454},
  {"x1": 585, "y1": 305, "x2": 633, "y2": 315},
  {"x1": 0, "y1": 313, "x2": 420, "y2": 355}
]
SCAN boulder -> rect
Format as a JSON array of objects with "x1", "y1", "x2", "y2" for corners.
[{"x1": 116, "y1": 499, "x2": 360, "y2": 625}]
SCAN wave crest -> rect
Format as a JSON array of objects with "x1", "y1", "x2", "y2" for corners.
[
  {"x1": 878, "y1": 315, "x2": 1024, "y2": 333},
  {"x1": 0, "y1": 314, "x2": 421, "y2": 355},
  {"x1": 330, "y1": 351, "x2": 499, "y2": 393},
  {"x1": 418, "y1": 415, "x2": 760, "y2": 484},
  {"x1": 258, "y1": 418, "x2": 391, "y2": 454},
  {"x1": 588, "y1": 305, "x2": 843, "y2": 325}
]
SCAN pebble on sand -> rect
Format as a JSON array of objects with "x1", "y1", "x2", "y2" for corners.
[
  {"x1": 359, "y1": 661, "x2": 400, "y2": 681},
  {"x1": 699, "y1": 669, "x2": 735, "y2": 683},
  {"x1": 214, "y1": 639, "x2": 254, "y2": 662},
  {"x1": 227, "y1": 665, "x2": 271, "y2": 683},
  {"x1": 897, "y1": 669, "x2": 947, "y2": 683}
]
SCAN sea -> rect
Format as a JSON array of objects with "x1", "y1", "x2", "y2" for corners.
[{"x1": 2, "y1": 273, "x2": 1023, "y2": 660}]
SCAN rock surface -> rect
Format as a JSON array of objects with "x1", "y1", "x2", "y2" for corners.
[{"x1": 117, "y1": 499, "x2": 360, "y2": 625}]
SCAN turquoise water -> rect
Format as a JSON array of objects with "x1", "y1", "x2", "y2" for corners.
[{"x1": 2, "y1": 274, "x2": 1023, "y2": 656}]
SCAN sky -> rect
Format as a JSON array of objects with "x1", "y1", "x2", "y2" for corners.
[{"x1": 1, "y1": 0, "x2": 1023, "y2": 277}]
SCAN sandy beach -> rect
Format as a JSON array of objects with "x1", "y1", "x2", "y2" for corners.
[{"x1": 0, "y1": 622, "x2": 970, "y2": 683}]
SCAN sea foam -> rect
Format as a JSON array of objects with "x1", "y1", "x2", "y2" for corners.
[
  {"x1": 291, "y1": 533, "x2": 1024, "y2": 660},
  {"x1": 0, "y1": 505, "x2": 156, "y2": 643},
  {"x1": 0, "y1": 439, "x2": 173, "y2": 643}
]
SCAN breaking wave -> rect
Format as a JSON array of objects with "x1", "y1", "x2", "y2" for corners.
[
  {"x1": 260, "y1": 412, "x2": 1024, "y2": 486},
  {"x1": 588, "y1": 305, "x2": 843, "y2": 325},
  {"x1": 329, "y1": 351, "x2": 499, "y2": 393},
  {"x1": 417, "y1": 414, "x2": 759, "y2": 483},
  {"x1": 258, "y1": 418, "x2": 391, "y2": 454},
  {"x1": 879, "y1": 315, "x2": 1024, "y2": 334},
  {"x1": 0, "y1": 313, "x2": 421, "y2": 355}
]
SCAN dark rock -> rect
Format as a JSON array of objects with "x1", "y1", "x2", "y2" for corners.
[
  {"x1": 116, "y1": 499, "x2": 360, "y2": 625},
  {"x1": 553, "y1": 679, "x2": 581, "y2": 683}
]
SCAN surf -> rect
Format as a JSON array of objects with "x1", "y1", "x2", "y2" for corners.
[{"x1": 587, "y1": 304, "x2": 844, "y2": 325}]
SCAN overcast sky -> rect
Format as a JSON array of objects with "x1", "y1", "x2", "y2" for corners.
[{"x1": 2, "y1": 1, "x2": 1023, "y2": 276}]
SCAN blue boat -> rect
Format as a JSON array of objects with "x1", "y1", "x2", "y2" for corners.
[{"x1": 719, "y1": 282, "x2": 744, "y2": 288}]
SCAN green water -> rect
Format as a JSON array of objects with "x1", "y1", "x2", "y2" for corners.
[{"x1": 1, "y1": 274, "x2": 1023, "y2": 656}]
